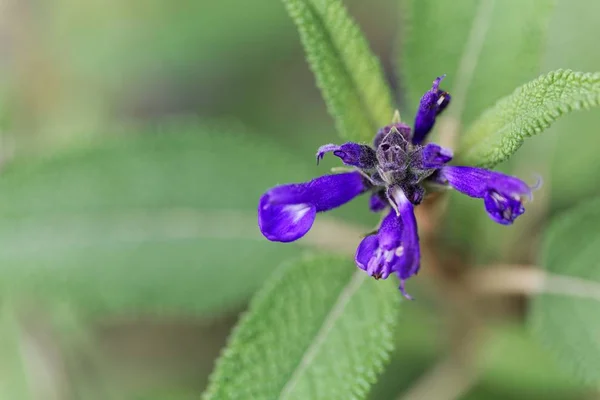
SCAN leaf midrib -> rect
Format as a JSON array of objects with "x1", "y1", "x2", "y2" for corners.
[
  {"x1": 278, "y1": 270, "x2": 366, "y2": 399},
  {"x1": 446, "y1": 0, "x2": 496, "y2": 122}
]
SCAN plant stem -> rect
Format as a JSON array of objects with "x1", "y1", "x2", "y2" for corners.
[{"x1": 467, "y1": 265, "x2": 600, "y2": 300}]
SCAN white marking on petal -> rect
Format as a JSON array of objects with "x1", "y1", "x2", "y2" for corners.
[
  {"x1": 387, "y1": 187, "x2": 410, "y2": 217},
  {"x1": 367, "y1": 248, "x2": 383, "y2": 275},
  {"x1": 395, "y1": 246, "x2": 404, "y2": 257},
  {"x1": 283, "y1": 204, "x2": 311, "y2": 224},
  {"x1": 393, "y1": 187, "x2": 410, "y2": 206},
  {"x1": 491, "y1": 192, "x2": 504, "y2": 202},
  {"x1": 383, "y1": 250, "x2": 394, "y2": 263}
]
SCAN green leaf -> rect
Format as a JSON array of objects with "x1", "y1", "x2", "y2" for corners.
[
  {"x1": 400, "y1": 0, "x2": 554, "y2": 128},
  {"x1": 529, "y1": 197, "x2": 600, "y2": 384},
  {"x1": 540, "y1": 0, "x2": 600, "y2": 209},
  {"x1": 0, "y1": 121, "x2": 333, "y2": 318},
  {"x1": 202, "y1": 254, "x2": 400, "y2": 400},
  {"x1": 282, "y1": 0, "x2": 395, "y2": 141},
  {"x1": 0, "y1": 301, "x2": 30, "y2": 400},
  {"x1": 457, "y1": 69, "x2": 600, "y2": 167},
  {"x1": 476, "y1": 323, "x2": 584, "y2": 397}
]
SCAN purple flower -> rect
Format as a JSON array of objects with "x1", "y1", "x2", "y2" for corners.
[
  {"x1": 420, "y1": 143, "x2": 453, "y2": 169},
  {"x1": 258, "y1": 172, "x2": 367, "y2": 242},
  {"x1": 369, "y1": 190, "x2": 388, "y2": 212},
  {"x1": 356, "y1": 189, "x2": 420, "y2": 299},
  {"x1": 413, "y1": 75, "x2": 451, "y2": 144},
  {"x1": 258, "y1": 74, "x2": 538, "y2": 298},
  {"x1": 439, "y1": 166, "x2": 535, "y2": 225},
  {"x1": 317, "y1": 142, "x2": 377, "y2": 170}
]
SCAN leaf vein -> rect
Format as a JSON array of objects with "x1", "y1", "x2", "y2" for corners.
[{"x1": 279, "y1": 270, "x2": 366, "y2": 399}]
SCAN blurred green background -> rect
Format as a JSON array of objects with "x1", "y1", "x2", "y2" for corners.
[{"x1": 0, "y1": 0, "x2": 599, "y2": 399}]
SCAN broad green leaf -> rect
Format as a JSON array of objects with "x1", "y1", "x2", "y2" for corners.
[
  {"x1": 202, "y1": 254, "x2": 400, "y2": 400},
  {"x1": 400, "y1": 0, "x2": 553, "y2": 128},
  {"x1": 457, "y1": 69, "x2": 600, "y2": 167},
  {"x1": 0, "y1": 121, "x2": 346, "y2": 318},
  {"x1": 529, "y1": 197, "x2": 600, "y2": 384},
  {"x1": 282, "y1": 0, "x2": 395, "y2": 141}
]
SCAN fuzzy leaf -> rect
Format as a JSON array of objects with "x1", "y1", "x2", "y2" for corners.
[
  {"x1": 203, "y1": 254, "x2": 400, "y2": 400},
  {"x1": 400, "y1": 0, "x2": 553, "y2": 127},
  {"x1": 0, "y1": 121, "x2": 326, "y2": 318},
  {"x1": 529, "y1": 197, "x2": 600, "y2": 384},
  {"x1": 283, "y1": 0, "x2": 395, "y2": 141},
  {"x1": 457, "y1": 69, "x2": 600, "y2": 167},
  {"x1": 541, "y1": 0, "x2": 600, "y2": 209}
]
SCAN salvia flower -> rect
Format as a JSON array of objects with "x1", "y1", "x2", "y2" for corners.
[{"x1": 257, "y1": 75, "x2": 538, "y2": 299}]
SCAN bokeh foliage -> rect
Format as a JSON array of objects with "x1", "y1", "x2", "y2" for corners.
[{"x1": 530, "y1": 198, "x2": 600, "y2": 385}]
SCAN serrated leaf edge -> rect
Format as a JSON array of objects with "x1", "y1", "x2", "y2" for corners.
[
  {"x1": 279, "y1": 270, "x2": 366, "y2": 399},
  {"x1": 458, "y1": 69, "x2": 600, "y2": 167}
]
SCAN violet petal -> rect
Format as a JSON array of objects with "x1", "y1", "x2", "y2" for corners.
[
  {"x1": 413, "y1": 75, "x2": 451, "y2": 144},
  {"x1": 441, "y1": 166, "x2": 534, "y2": 225},
  {"x1": 420, "y1": 143, "x2": 453, "y2": 169},
  {"x1": 258, "y1": 171, "x2": 367, "y2": 242}
]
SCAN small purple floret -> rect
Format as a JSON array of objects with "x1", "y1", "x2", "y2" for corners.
[
  {"x1": 413, "y1": 75, "x2": 451, "y2": 144},
  {"x1": 440, "y1": 166, "x2": 535, "y2": 225},
  {"x1": 369, "y1": 191, "x2": 388, "y2": 212},
  {"x1": 355, "y1": 210, "x2": 403, "y2": 281},
  {"x1": 316, "y1": 142, "x2": 377, "y2": 169},
  {"x1": 258, "y1": 196, "x2": 316, "y2": 242},
  {"x1": 258, "y1": 172, "x2": 367, "y2": 242},
  {"x1": 355, "y1": 189, "x2": 420, "y2": 300},
  {"x1": 420, "y1": 143, "x2": 453, "y2": 169}
]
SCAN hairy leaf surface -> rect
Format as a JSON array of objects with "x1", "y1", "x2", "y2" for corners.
[
  {"x1": 283, "y1": 0, "x2": 395, "y2": 141},
  {"x1": 203, "y1": 254, "x2": 400, "y2": 400},
  {"x1": 458, "y1": 70, "x2": 600, "y2": 167}
]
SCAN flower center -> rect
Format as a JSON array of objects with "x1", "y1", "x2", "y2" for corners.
[{"x1": 371, "y1": 130, "x2": 437, "y2": 205}]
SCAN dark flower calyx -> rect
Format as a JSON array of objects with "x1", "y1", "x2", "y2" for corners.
[
  {"x1": 375, "y1": 128, "x2": 442, "y2": 205},
  {"x1": 317, "y1": 142, "x2": 377, "y2": 170},
  {"x1": 374, "y1": 122, "x2": 412, "y2": 148}
]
